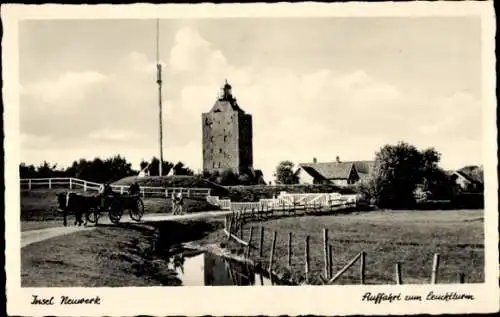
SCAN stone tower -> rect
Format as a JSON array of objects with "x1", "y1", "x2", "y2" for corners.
[{"x1": 202, "y1": 80, "x2": 253, "y2": 175}]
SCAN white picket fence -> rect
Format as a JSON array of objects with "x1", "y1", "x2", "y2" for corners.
[
  {"x1": 20, "y1": 177, "x2": 212, "y2": 199},
  {"x1": 206, "y1": 191, "x2": 359, "y2": 212}
]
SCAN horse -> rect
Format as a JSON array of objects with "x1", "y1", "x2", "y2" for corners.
[{"x1": 56, "y1": 192, "x2": 100, "y2": 226}]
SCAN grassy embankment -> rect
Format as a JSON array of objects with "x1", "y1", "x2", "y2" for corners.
[
  {"x1": 225, "y1": 183, "x2": 358, "y2": 202},
  {"x1": 202, "y1": 209, "x2": 485, "y2": 285},
  {"x1": 21, "y1": 220, "x2": 220, "y2": 287},
  {"x1": 114, "y1": 175, "x2": 230, "y2": 197}
]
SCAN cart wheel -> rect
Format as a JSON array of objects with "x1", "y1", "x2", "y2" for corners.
[
  {"x1": 129, "y1": 198, "x2": 145, "y2": 221},
  {"x1": 86, "y1": 208, "x2": 99, "y2": 224},
  {"x1": 109, "y1": 199, "x2": 123, "y2": 224}
]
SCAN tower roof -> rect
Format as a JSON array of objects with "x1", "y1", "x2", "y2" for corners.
[{"x1": 216, "y1": 79, "x2": 244, "y2": 112}]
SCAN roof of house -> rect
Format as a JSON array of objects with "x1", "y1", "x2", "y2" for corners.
[
  {"x1": 298, "y1": 162, "x2": 356, "y2": 180},
  {"x1": 351, "y1": 161, "x2": 374, "y2": 175},
  {"x1": 454, "y1": 170, "x2": 483, "y2": 184}
]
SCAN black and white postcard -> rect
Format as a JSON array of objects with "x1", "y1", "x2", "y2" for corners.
[{"x1": 3, "y1": 2, "x2": 498, "y2": 316}]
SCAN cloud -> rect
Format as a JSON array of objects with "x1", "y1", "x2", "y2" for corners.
[
  {"x1": 169, "y1": 27, "x2": 228, "y2": 75},
  {"x1": 21, "y1": 71, "x2": 106, "y2": 106},
  {"x1": 20, "y1": 26, "x2": 482, "y2": 179},
  {"x1": 88, "y1": 129, "x2": 146, "y2": 142}
]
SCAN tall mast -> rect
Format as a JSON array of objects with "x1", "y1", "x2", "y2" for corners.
[{"x1": 156, "y1": 18, "x2": 164, "y2": 177}]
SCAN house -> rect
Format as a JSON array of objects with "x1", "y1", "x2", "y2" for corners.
[
  {"x1": 450, "y1": 169, "x2": 484, "y2": 192},
  {"x1": 295, "y1": 157, "x2": 374, "y2": 186},
  {"x1": 138, "y1": 163, "x2": 150, "y2": 178}
]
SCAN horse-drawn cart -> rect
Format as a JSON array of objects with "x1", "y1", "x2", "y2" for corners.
[{"x1": 87, "y1": 193, "x2": 145, "y2": 224}]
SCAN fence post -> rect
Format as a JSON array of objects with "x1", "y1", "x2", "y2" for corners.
[
  {"x1": 360, "y1": 251, "x2": 366, "y2": 285},
  {"x1": 120, "y1": 187, "x2": 124, "y2": 194},
  {"x1": 269, "y1": 231, "x2": 277, "y2": 274},
  {"x1": 287, "y1": 232, "x2": 292, "y2": 269},
  {"x1": 459, "y1": 273, "x2": 465, "y2": 284},
  {"x1": 304, "y1": 235, "x2": 310, "y2": 284},
  {"x1": 246, "y1": 226, "x2": 254, "y2": 258},
  {"x1": 328, "y1": 245, "x2": 333, "y2": 279},
  {"x1": 431, "y1": 253, "x2": 440, "y2": 284},
  {"x1": 69, "y1": 178, "x2": 73, "y2": 189},
  {"x1": 48, "y1": 179, "x2": 52, "y2": 189},
  {"x1": 395, "y1": 262, "x2": 402, "y2": 284},
  {"x1": 323, "y1": 228, "x2": 329, "y2": 279},
  {"x1": 141, "y1": 187, "x2": 145, "y2": 197},
  {"x1": 259, "y1": 227, "x2": 264, "y2": 257},
  {"x1": 28, "y1": 179, "x2": 32, "y2": 191}
]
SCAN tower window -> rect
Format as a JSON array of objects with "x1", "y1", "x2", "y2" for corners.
[
  {"x1": 218, "y1": 162, "x2": 221, "y2": 168},
  {"x1": 219, "y1": 148, "x2": 223, "y2": 153},
  {"x1": 224, "y1": 135, "x2": 227, "y2": 142}
]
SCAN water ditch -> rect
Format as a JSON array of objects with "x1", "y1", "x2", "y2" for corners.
[
  {"x1": 163, "y1": 249, "x2": 295, "y2": 286},
  {"x1": 150, "y1": 219, "x2": 297, "y2": 286}
]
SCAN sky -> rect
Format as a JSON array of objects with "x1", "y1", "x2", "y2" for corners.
[{"x1": 19, "y1": 17, "x2": 482, "y2": 181}]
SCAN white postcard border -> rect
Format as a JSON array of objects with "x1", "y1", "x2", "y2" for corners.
[{"x1": 3, "y1": 2, "x2": 498, "y2": 316}]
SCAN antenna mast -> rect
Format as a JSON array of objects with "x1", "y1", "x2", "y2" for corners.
[{"x1": 156, "y1": 18, "x2": 164, "y2": 177}]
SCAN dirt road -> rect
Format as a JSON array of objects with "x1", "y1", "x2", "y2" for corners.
[{"x1": 21, "y1": 210, "x2": 230, "y2": 248}]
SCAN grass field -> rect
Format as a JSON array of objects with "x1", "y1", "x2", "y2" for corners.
[{"x1": 210, "y1": 209, "x2": 485, "y2": 285}]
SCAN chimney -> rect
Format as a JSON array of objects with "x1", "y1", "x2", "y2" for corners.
[
  {"x1": 336, "y1": 156, "x2": 340, "y2": 163},
  {"x1": 313, "y1": 157, "x2": 317, "y2": 164}
]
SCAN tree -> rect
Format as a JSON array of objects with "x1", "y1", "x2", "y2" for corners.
[
  {"x1": 146, "y1": 157, "x2": 174, "y2": 176},
  {"x1": 218, "y1": 169, "x2": 239, "y2": 185},
  {"x1": 275, "y1": 161, "x2": 299, "y2": 185},
  {"x1": 172, "y1": 161, "x2": 194, "y2": 176},
  {"x1": 372, "y1": 142, "x2": 425, "y2": 208},
  {"x1": 354, "y1": 177, "x2": 377, "y2": 204},
  {"x1": 64, "y1": 155, "x2": 137, "y2": 183},
  {"x1": 19, "y1": 163, "x2": 37, "y2": 178},
  {"x1": 238, "y1": 173, "x2": 252, "y2": 185},
  {"x1": 371, "y1": 142, "x2": 459, "y2": 208},
  {"x1": 139, "y1": 160, "x2": 149, "y2": 170}
]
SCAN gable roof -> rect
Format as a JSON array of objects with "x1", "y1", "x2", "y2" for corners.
[
  {"x1": 456, "y1": 166, "x2": 484, "y2": 184},
  {"x1": 454, "y1": 170, "x2": 483, "y2": 185},
  {"x1": 299, "y1": 162, "x2": 356, "y2": 180},
  {"x1": 351, "y1": 161, "x2": 374, "y2": 175}
]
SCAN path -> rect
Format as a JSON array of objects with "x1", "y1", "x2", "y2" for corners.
[
  {"x1": 21, "y1": 226, "x2": 95, "y2": 248},
  {"x1": 21, "y1": 210, "x2": 232, "y2": 248}
]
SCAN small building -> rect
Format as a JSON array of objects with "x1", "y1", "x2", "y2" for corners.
[
  {"x1": 295, "y1": 157, "x2": 374, "y2": 186},
  {"x1": 450, "y1": 170, "x2": 484, "y2": 192}
]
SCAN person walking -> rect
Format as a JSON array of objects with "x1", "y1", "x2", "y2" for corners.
[
  {"x1": 176, "y1": 192, "x2": 184, "y2": 215},
  {"x1": 171, "y1": 189, "x2": 177, "y2": 214}
]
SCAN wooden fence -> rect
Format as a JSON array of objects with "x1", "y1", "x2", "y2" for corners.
[
  {"x1": 223, "y1": 215, "x2": 468, "y2": 285},
  {"x1": 20, "y1": 177, "x2": 212, "y2": 199}
]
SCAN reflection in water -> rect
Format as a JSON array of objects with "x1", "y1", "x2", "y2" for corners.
[{"x1": 167, "y1": 251, "x2": 274, "y2": 286}]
